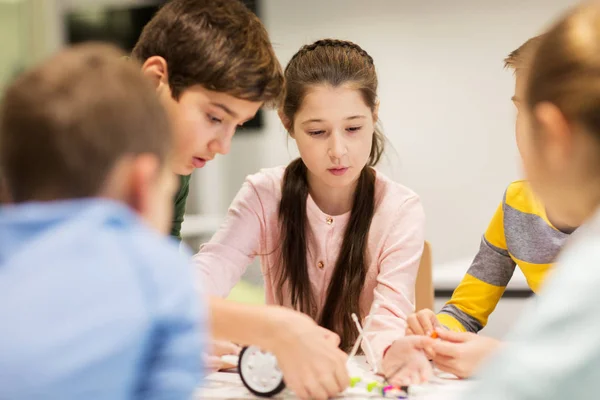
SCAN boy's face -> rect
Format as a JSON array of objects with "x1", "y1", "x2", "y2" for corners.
[{"x1": 158, "y1": 84, "x2": 263, "y2": 176}]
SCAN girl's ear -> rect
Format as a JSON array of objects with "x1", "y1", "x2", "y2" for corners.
[{"x1": 278, "y1": 109, "x2": 294, "y2": 136}]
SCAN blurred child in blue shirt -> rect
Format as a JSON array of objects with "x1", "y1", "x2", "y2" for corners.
[{"x1": 0, "y1": 43, "x2": 204, "y2": 400}]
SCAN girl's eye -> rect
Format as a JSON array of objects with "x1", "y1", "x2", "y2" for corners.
[
  {"x1": 308, "y1": 130, "x2": 326, "y2": 136},
  {"x1": 207, "y1": 114, "x2": 223, "y2": 124},
  {"x1": 347, "y1": 126, "x2": 362, "y2": 132}
]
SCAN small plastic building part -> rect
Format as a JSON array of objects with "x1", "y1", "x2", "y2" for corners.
[
  {"x1": 366, "y1": 381, "x2": 381, "y2": 392},
  {"x1": 430, "y1": 331, "x2": 439, "y2": 339},
  {"x1": 350, "y1": 377, "x2": 362, "y2": 388},
  {"x1": 382, "y1": 385, "x2": 408, "y2": 399}
]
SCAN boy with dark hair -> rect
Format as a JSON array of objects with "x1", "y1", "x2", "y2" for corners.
[{"x1": 130, "y1": 1, "x2": 349, "y2": 398}]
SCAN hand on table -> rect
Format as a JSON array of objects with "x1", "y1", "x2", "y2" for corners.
[
  {"x1": 203, "y1": 340, "x2": 241, "y2": 372},
  {"x1": 267, "y1": 307, "x2": 349, "y2": 400},
  {"x1": 429, "y1": 329, "x2": 501, "y2": 379},
  {"x1": 382, "y1": 336, "x2": 434, "y2": 386}
]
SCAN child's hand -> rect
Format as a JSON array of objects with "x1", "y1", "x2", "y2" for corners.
[
  {"x1": 203, "y1": 340, "x2": 241, "y2": 371},
  {"x1": 382, "y1": 336, "x2": 434, "y2": 386},
  {"x1": 268, "y1": 308, "x2": 349, "y2": 400},
  {"x1": 429, "y1": 329, "x2": 501, "y2": 378},
  {"x1": 406, "y1": 308, "x2": 440, "y2": 336}
]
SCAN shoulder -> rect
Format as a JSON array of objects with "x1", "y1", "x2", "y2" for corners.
[
  {"x1": 243, "y1": 165, "x2": 286, "y2": 203},
  {"x1": 101, "y1": 205, "x2": 194, "y2": 297},
  {"x1": 503, "y1": 180, "x2": 543, "y2": 215},
  {"x1": 371, "y1": 169, "x2": 425, "y2": 239},
  {"x1": 373, "y1": 169, "x2": 423, "y2": 215}
]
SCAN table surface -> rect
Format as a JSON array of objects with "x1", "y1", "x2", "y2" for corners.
[{"x1": 196, "y1": 356, "x2": 473, "y2": 399}]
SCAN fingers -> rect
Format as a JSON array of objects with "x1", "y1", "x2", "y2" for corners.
[
  {"x1": 406, "y1": 335, "x2": 436, "y2": 350},
  {"x1": 431, "y1": 354, "x2": 469, "y2": 378},
  {"x1": 292, "y1": 348, "x2": 348, "y2": 400},
  {"x1": 416, "y1": 311, "x2": 437, "y2": 336},
  {"x1": 387, "y1": 362, "x2": 429, "y2": 386},
  {"x1": 210, "y1": 340, "x2": 241, "y2": 356},
  {"x1": 430, "y1": 339, "x2": 461, "y2": 358},
  {"x1": 387, "y1": 366, "x2": 411, "y2": 387},
  {"x1": 420, "y1": 363, "x2": 433, "y2": 382},
  {"x1": 407, "y1": 309, "x2": 438, "y2": 336},
  {"x1": 318, "y1": 373, "x2": 344, "y2": 400},
  {"x1": 306, "y1": 380, "x2": 330, "y2": 400},
  {"x1": 333, "y1": 350, "x2": 350, "y2": 393},
  {"x1": 287, "y1": 379, "x2": 308, "y2": 400},
  {"x1": 406, "y1": 327, "x2": 414, "y2": 336},
  {"x1": 434, "y1": 328, "x2": 472, "y2": 343},
  {"x1": 407, "y1": 313, "x2": 426, "y2": 336},
  {"x1": 306, "y1": 359, "x2": 347, "y2": 400},
  {"x1": 203, "y1": 355, "x2": 235, "y2": 372}
]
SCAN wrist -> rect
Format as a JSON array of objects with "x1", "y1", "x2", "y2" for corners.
[{"x1": 256, "y1": 306, "x2": 293, "y2": 354}]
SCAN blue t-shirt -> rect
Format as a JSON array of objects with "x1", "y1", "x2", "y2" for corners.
[{"x1": 0, "y1": 199, "x2": 204, "y2": 400}]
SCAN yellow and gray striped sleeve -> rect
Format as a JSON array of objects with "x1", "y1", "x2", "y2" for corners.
[{"x1": 437, "y1": 195, "x2": 516, "y2": 332}]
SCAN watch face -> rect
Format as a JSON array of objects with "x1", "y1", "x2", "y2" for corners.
[{"x1": 239, "y1": 346, "x2": 285, "y2": 396}]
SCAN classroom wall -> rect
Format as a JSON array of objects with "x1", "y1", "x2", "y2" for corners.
[
  {"x1": 193, "y1": 0, "x2": 579, "y2": 267},
  {"x1": 0, "y1": 1, "x2": 26, "y2": 94},
  {"x1": 5, "y1": 0, "x2": 578, "y2": 268}
]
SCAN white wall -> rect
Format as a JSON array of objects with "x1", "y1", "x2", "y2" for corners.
[
  {"x1": 197, "y1": 0, "x2": 579, "y2": 266},
  {"x1": 10, "y1": 0, "x2": 578, "y2": 266},
  {"x1": 0, "y1": 1, "x2": 26, "y2": 94}
]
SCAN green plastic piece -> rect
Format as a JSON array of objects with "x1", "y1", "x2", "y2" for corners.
[
  {"x1": 366, "y1": 381, "x2": 381, "y2": 392},
  {"x1": 350, "y1": 377, "x2": 362, "y2": 388}
]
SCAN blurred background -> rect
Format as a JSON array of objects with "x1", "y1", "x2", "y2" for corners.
[{"x1": 0, "y1": 0, "x2": 579, "y2": 337}]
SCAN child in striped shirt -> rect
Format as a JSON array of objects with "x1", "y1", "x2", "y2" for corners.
[
  {"x1": 463, "y1": 4, "x2": 600, "y2": 397},
  {"x1": 404, "y1": 35, "x2": 578, "y2": 378}
]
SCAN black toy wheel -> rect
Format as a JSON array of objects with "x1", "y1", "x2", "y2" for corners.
[{"x1": 238, "y1": 345, "x2": 286, "y2": 398}]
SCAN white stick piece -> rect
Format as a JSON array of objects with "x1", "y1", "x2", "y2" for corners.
[
  {"x1": 347, "y1": 302, "x2": 381, "y2": 374},
  {"x1": 347, "y1": 313, "x2": 365, "y2": 361}
]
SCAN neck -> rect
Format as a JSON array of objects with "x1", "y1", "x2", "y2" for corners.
[
  {"x1": 307, "y1": 172, "x2": 358, "y2": 216},
  {"x1": 572, "y1": 187, "x2": 600, "y2": 227},
  {"x1": 546, "y1": 208, "x2": 578, "y2": 234},
  {"x1": 555, "y1": 177, "x2": 600, "y2": 229}
]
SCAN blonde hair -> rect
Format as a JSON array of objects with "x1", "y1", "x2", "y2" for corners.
[
  {"x1": 504, "y1": 35, "x2": 544, "y2": 71},
  {"x1": 526, "y1": 3, "x2": 600, "y2": 140}
]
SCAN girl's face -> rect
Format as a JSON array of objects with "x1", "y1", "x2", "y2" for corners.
[
  {"x1": 289, "y1": 84, "x2": 376, "y2": 194},
  {"x1": 519, "y1": 92, "x2": 598, "y2": 227}
]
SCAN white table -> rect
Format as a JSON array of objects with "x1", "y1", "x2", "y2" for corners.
[{"x1": 196, "y1": 356, "x2": 473, "y2": 399}]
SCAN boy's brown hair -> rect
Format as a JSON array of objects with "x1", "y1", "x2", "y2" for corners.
[
  {"x1": 131, "y1": 0, "x2": 284, "y2": 105},
  {"x1": 0, "y1": 43, "x2": 171, "y2": 203},
  {"x1": 504, "y1": 35, "x2": 544, "y2": 71}
]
